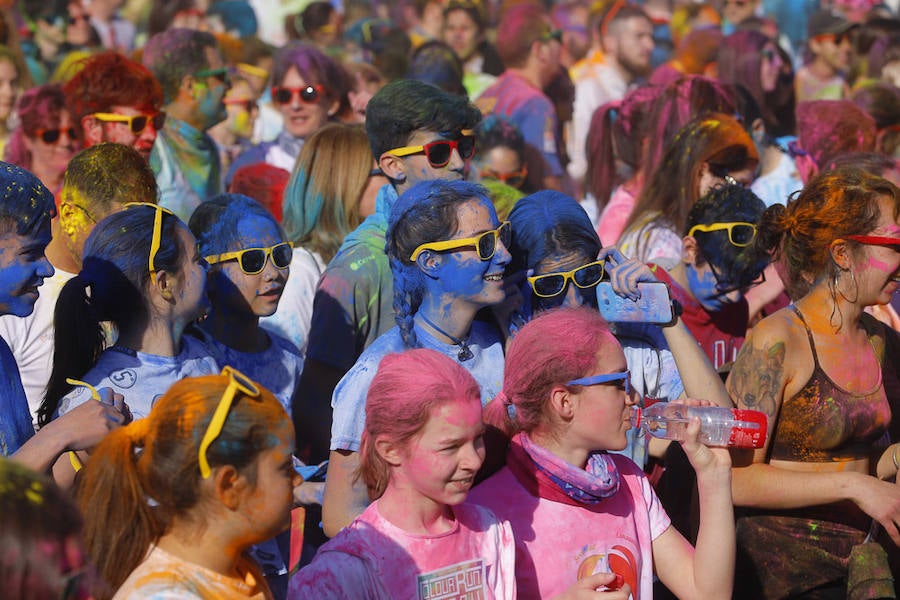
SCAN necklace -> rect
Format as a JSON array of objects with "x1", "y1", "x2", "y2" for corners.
[{"x1": 418, "y1": 313, "x2": 474, "y2": 362}]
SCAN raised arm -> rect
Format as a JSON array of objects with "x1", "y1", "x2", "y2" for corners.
[{"x1": 322, "y1": 449, "x2": 370, "y2": 537}]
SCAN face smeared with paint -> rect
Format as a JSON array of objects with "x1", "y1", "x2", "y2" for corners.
[
  {"x1": 172, "y1": 225, "x2": 209, "y2": 324},
  {"x1": 849, "y1": 195, "x2": 900, "y2": 306},
  {"x1": 568, "y1": 343, "x2": 636, "y2": 454},
  {"x1": 240, "y1": 423, "x2": 299, "y2": 542},
  {"x1": 221, "y1": 79, "x2": 257, "y2": 140},
  {"x1": 530, "y1": 249, "x2": 599, "y2": 312},
  {"x1": 0, "y1": 224, "x2": 54, "y2": 317},
  {"x1": 433, "y1": 199, "x2": 510, "y2": 308},
  {"x1": 277, "y1": 66, "x2": 333, "y2": 140},
  {"x1": 393, "y1": 398, "x2": 485, "y2": 508},
  {"x1": 194, "y1": 47, "x2": 229, "y2": 130},
  {"x1": 395, "y1": 128, "x2": 469, "y2": 191},
  {"x1": 685, "y1": 257, "x2": 742, "y2": 312},
  {"x1": 88, "y1": 104, "x2": 161, "y2": 161},
  {"x1": 60, "y1": 193, "x2": 125, "y2": 269},
  {"x1": 207, "y1": 214, "x2": 289, "y2": 319}
]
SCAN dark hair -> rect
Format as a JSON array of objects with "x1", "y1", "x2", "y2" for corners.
[
  {"x1": 386, "y1": 179, "x2": 493, "y2": 348},
  {"x1": 61, "y1": 143, "x2": 158, "y2": 215},
  {"x1": 0, "y1": 161, "x2": 56, "y2": 237},
  {"x1": 475, "y1": 113, "x2": 526, "y2": 165},
  {"x1": 189, "y1": 193, "x2": 285, "y2": 257},
  {"x1": 270, "y1": 41, "x2": 347, "y2": 109},
  {"x1": 407, "y1": 40, "x2": 466, "y2": 98},
  {"x1": 147, "y1": 0, "x2": 199, "y2": 36},
  {"x1": 0, "y1": 457, "x2": 88, "y2": 599},
  {"x1": 142, "y1": 28, "x2": 219, "y2": 104},
  {"x1": 365, "y1": 78, "x2": 481, "y2": 159},
  {"x1": 686, "y1": 183, "x2": 769, "y2": 292},
  {"x1": 77, "y1": 373, "x2": 287, "y2": 596},
  {"x1": 825, "y1": 151, "x2": 898, "y2": 175},
  {"x1": 297, "y1": 1, "x2": 334, "y2": 37},
  {"x1": 42, "y1": 206, "x2": 186, "y2": 425},
  {"x1": 63, "y1": 51, "x2": 163, "y2": 127}
]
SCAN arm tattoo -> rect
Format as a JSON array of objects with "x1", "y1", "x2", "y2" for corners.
[{"x1": 727, "y1": 341, "x2": 786, "y2": 417}]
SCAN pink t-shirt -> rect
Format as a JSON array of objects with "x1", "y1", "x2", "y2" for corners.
[
  {"x1": 289, "y1": 501, "x2": 516, "y2": 599},
  {"x1": 468, "y1": 454, "x2": 670, "y2": 600},
  {"x1": 597, "y1": 184, "x2": 637, "y2": 247}
]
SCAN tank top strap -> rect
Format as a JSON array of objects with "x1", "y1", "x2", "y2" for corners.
[{"x1": 788, "y1": 304, "x2": 821, "y2": 368}]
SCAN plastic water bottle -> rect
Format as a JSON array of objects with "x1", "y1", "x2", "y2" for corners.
[{"x1": 630, "y1": 402, "x2": 768, "y2": 449}]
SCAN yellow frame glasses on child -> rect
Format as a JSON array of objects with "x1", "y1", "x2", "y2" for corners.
[
  {"x1": 205, "y1": 242, "x2": 293, "y2": 275},
  {"x1": 687, "y1": 222, "x2": 757, "y2": 247},
  {"x1": 409, "y1": 221, "x2": 511, "y2": 262},
  {"x1": 198, "y1": 366, "x2": 261, "y2": 479},
  {"x1": 527, "y1": 260, "x2": 606, "y2": 298},
  {"x1": 123, "y1": 203, "x2": 176, "y2": 286}
]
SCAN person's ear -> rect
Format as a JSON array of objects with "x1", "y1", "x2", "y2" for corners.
[
  {"x1": 59, "y1": 202, "x2": 78, "y2": 236},
  {"x1": 549, "y1": 384, "x2": 575, "y2": 420},
  {"x1": 751, "y1": 118, "x2": 766, "y2": 144},
  {"x1": 213, "y1": 464, "x2": 248, "y2": 511},
  {"x1": 378, "y1": 153, "x2": 406, "y2": 183},
  {"x1": 414, "y1": 249, "x2": 442, "y2": 277},
  {"x1": 152, "y1": 267, "x2": 176, "y2": 302},
  {"x1": 682, "y1": 235, "x2": 700, "y2": 265},
  {"x1": 81, "y1": 115, "x2": 103, "y2": 146},
  {"x1": 179, "y1": 74, "x2": 198, "y2": 101},
  {"x1": 326, "y1": 98, "x2": 340, "y2": 118},
  {"x1": 375, "y1": 434, "x2": 404, "y2": 467},
  {"x1": 829, "y1": 238, "x2": 853, "y2": 271}
]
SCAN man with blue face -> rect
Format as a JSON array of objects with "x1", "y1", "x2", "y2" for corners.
[{"x1": 143, "y1": 28, "x2": 229, "y2": 222}]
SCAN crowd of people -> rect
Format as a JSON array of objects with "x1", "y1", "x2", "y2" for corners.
[{"x1": 1, "y1": 0, "x2": 900, "y2": 598}]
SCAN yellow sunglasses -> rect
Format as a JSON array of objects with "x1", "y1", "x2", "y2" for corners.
[
  {"x1": 687, "y1": 221, "x2": 757, "y2": 247},
  {"x1": 527, "y1": 260, "x2": 606, "y2": 298},
  {"x1": 205, "y1": 242, "x2": 293, "y2": 275},
  {"x1": 123, "y1": 202, "x2": 175, "y2": 285},
  {"x1": 409, "y1": 221, "x2": 511, "y2": 262},
  {"x1": 198, "y1": 366, "x2": 261, "y2": 479}
]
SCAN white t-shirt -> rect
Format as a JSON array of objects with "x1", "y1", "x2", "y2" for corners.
[
  {"x1": 289, "y1": 501, "x2": 517, "y2": 599},
  {"x1": 58, "y1": 336, "x2": 219, "y2": 420},
  {"x1": 0, "y1": 269, "x2": 74, "y2": 425},
  {"x1": 260, "y1": 246, "x2": 325, "y2": 355}
]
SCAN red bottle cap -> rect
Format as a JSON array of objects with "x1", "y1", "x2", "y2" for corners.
[{"x1": 728, "y1": 409, "x2": 768, "y2": 449}]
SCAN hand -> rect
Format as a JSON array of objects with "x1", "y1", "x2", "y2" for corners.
[
  {"x1": 552, "y1": 572, "x2": 632, "y2": 599},
  {"x1": 597, "y1": 247, "x2": 656, "y2": 301},
  {"x1": 675, "y1": 398, "x2": 732, "y2": 476},
  {"x1": 294, "y1": 480, "x2": 326, "y2": 506},
  {"x1": 850, "y1": 472, "x2": 900, "y2": 546},
  {"x1": 491, "y1": 269, "x2": 526, "y2": 333},
  {"x1": 52, "y1": 394, "x2": 127, "y2": 452}
]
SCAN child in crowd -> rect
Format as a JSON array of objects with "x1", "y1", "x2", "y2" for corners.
[
  {"x1": 290, "y1": 348, "x2": 517, "y2": 598},
  {"x1": 77, "y1": 369, "x2": 298, "y2": 599},
  {"x1": 472, "y1": 308, "x2": 735, "y2": 599},
  {"x1": 323, "y1": 179, "x2": 509, "y2": 536}
]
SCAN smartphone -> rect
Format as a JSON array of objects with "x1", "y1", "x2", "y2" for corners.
[{"x1": 596, "y1": 281, "x2": 674, "y2": 324}]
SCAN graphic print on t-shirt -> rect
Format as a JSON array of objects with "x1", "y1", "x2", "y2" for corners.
[
  {"x1": 417, "y1": 558, "x2": 485, "y2": 599},
  {"x1": 575, "y1": 541, "x2": 639, "y2": 599}
]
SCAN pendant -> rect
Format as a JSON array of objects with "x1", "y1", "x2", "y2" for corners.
[{"x1": 457, "y1": 344, "x2": 474, "y2": 362}]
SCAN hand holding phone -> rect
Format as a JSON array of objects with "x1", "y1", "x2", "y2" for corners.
[{"x1": 596, "y1": 281, "x2": 675, "y2": 324}]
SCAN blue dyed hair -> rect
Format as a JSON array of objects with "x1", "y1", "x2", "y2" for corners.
[
  {"x1": 407, "y1": 41, "x2": 466, "y2": 98},
  {"x1": 507, "y1": 190, "x2": 601, "y2": 276},
  {"x1": 0, "y1": 161, "x2": 56, "y2": 236},
  {"x1": 41, "y1": 206, "x2": 187, "y2": 426},
  {"x1": 189, "y1": 193, "x2": 286, "y2": 257},
  {"x1": 386, "y1": 179, "x2": 493, "y2": 348}
]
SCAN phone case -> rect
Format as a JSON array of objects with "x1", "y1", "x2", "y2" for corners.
[{"x1": 595, "y1": 281, "x2": 674, "y2": 324}]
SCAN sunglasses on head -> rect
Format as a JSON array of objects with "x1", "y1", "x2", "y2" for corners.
[
  {"x1": 123, "y1": 202, "x2": 176, "y2": 285},
  {"x1": 92, "y1": 112, "x2": 166, "y2": 135},
  {"x1": 205, "y1": 242, "x2": 293, "y2": 275},
  {"x1": 387, "y1": 132, "x2": 477, "y2": 168},
  {"x1": 410, "y1": 221, "x2": 511, "y2": 262},
  {"x1": 480, "y1": 167, "x2": 528, "y2": 189},
  {"x1": 527, "y1": 260, "x2": 606, "y2": 298},
  {"x1": 688, "y1": 221, "x2": 757, "y2": 247},
  {"x1": 194, "y1": 67, "x2": 230, "y2": 85},
  {"x1": 271, "y1": 84, "x2": 325, "y2": 105},
  {"x1": 198, "y1": 366, "x2": 261, "y2": 479},
  {"x1": 566, "y1": 370, "x2": 631, "y2": 394},
  {"x1": 35, "y1": 127, "x2": 76, "y2": 144}
]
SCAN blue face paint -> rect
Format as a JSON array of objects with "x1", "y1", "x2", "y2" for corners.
[
  {"x1": 686, "y1": 263, "x2": 732, "y2": 313},
  {"x1": 0, "y1": 227, "x2": 54, "y2": 317}
]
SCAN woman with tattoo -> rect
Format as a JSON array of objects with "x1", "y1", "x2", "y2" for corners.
[{"x1": 726, "y1": 167, "x2": 900, "y2": 599}]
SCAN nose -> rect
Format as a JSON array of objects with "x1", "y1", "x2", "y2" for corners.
[
  {"x1": 460, "y1": 440, "x2": 484, "y2": 472},
  {"x1": 448, "y1": 146, "x2": 466, "y2": 172},
  {"x1": 37, "y1": 256, "x2": 54, "y2": 279},
  {"x1": 493, "y1": 238, "x2": 512, "y2": 267},
  {"x1": 561, "y1": 281, "x2": 583, "y2": 308}
]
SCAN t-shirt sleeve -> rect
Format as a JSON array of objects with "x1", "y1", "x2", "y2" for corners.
[
  {"x1": 289, "y1": 552, "x2": 383, "y2": 599},
  {"x1": 330, "y1": 354, "x2": 380, "y2": 452},
  {"x1": 517, "y1": 96, "x2": 563, "y2": 178},
  {"x1": 640, "y1": 467, "x2": 671, "y2": 540},
  {"x1": 306, "y1": 249, "x2": 378, "y2": 372}
]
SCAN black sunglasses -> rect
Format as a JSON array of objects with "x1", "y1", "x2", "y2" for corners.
[{"x1": 35, "y1": 127, "x2": 77, "y2": 144}]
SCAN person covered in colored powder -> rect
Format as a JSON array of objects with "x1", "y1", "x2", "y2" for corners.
[
  {"x1": 77, "y1": 370, "x2": 299, "y2": 599},
  {"x1": 142, "y1": 28, "x2": 229, "y2": 221},
  {"x1": 322, "y1": 179, "x2": 509, "y2": 536},
  {"x1": 728, "y1": 167, "x2": 900, "y2": 598},
  {"x1": 470, "y1": 307, "x2": 735, "y2": 600},
  {"x1": 296, "y1": 78, "x2": 480, "y2": 467}
]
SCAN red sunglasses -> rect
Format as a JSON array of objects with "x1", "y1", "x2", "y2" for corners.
[
  {"x1": 846, "y1": 234, "x2": 900, "y2": 247},
  {"x1": 271, "y1": 85, "x2": 325, "y2": 105}
]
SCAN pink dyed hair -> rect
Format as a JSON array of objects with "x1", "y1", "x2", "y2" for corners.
[
  {"x1": 795, "y1": 100, "x2": 877, "y2": 183},
  {"x1": 483, "y1": 307, "x2": 619, "y2": 437},
  {"x1": 358, "y1": 348, "x2": 482, "y2": 499}
]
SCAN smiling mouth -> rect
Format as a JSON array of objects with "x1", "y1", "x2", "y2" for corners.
[{"x1": 483, "y1": 273, "x2": 503, "y2": 282}]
